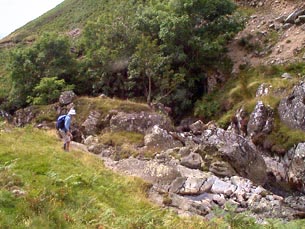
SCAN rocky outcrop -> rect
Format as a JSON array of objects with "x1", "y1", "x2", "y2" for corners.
[
  {"x1": 247, "y1": 101, "x2": 274, "y2": 138},
  {"x1": 81, "y1": 110, "x2": 102, "y2": 136},
  {"x1": 144, "y1": 125, "x2": 183, "y2": 150},
  {"x1": 201, "y1": 128, "x2": 267, "y2": 185},
  {"x1": 102, "y1": 156, "x2": 303, "y2": 220},
  {"x1": 110, "y1": 111, "x2": 173, "y2": 133},
  {"x1": 278, "y1": 81, "x2": 305, "y2": 130},
  {"x1": 13, "y1": 106, "x2": 38, "y2": 127},
  {"x1": 286, "y1": 143, "x2": 305, "y2": 192},
  {"x1": 59, "y1": 91, "x2": 76, "y2": 105}
]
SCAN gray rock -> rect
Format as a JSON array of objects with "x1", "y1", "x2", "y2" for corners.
[
  {"x1": 189, "y1": 120, "x2": 205, "y2": 134},
  {"x1": 59, "y1": 91, "x2": 76, "y2": 105},
  {"x1": 70, "y1": 141, "x2": 89, "y2": 152},
  {"x1": 110, "y1": 111, "x2": 173, "y2": 134},
  {"x1": 180, "y1": 152, "x2": 203, "y2": 170},
  {"x1": 209, "y1": 160, "x2": 237, "y2": 177},
  {"x1": 287, "y1": 143, "x2": 305, "y2": 192},
  {"x1": 81, "y1": 110, "x2": 102, "y2": 136},
  {"x1": 170, "y1": 177, "x2": 187, "y2": 193},
  {"x1": 179, "y1": 177, "x2": 206, "y2": 195},
  {"x1": 200, "y1": 176, "x2": 218, "y2": 193},
  {"x1": 278, "y1": 81, "x2": 305, "y2": 130},
  {"x1": 13, "y1": 106, "x2": 38, "y2": 127},
  {"x1": 247, "y1": 101, "x2": 274, "y2": 137},
  {"x1": 202, "y1": 128, "x2": 267, "y2": 185},
  {"x1": 281, "y1": 72, "x2": 292, "y2": 79},
  {"x1": 144, "y1": 125, "x2": 183, "y2": 150},
  {"x1": 210, "y1": 179, "x2": 236, "y2": 196},
  {"x1": 285, "y1": 9, "x2": 305, "y2": 24},
  {"x1": 169, "y1": 193, "x2": 212, "y2": 216}
]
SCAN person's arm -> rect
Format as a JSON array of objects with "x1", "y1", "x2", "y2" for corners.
[{"x1": 64, "y1": 116, "x2": 71, "y2": 136}]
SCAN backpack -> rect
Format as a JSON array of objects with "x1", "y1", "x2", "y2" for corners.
[{"x1": 56, "y1": 115, "x2": 66, "y2": 130}]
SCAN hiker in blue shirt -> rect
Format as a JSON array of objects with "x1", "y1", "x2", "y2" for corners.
[{"x1": 58, "y1": 108, "x2": 76, "y2": 151}]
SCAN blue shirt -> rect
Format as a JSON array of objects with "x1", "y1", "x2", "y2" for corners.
[{"x1": 64, "y1": 115, "x2": 71, "y2": 132}]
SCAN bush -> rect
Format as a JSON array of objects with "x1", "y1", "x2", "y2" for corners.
[{"x1": 26, "y1": 77, "x2": 74, "y2": 105}]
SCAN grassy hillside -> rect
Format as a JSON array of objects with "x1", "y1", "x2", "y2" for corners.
[
  {"x1": 0, "y1": 125, "x2": 213, "y2": 228},
  {"x1": 1, "y1": 0, "x2": 138, "y2": 43}
]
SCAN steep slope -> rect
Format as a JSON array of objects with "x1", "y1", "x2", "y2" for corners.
[
  {"x1": 0, "y1": 125, "x2": 211, "y2": 228},
  {"x1": 228, "y1": 0, "x2": 305, "y2": 73},
  {"x1": 0, "y1": 0, "x2": 132, "y2": 44}
]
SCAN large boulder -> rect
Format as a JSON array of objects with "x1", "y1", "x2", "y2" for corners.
[
  {"x1": 81, "y1": 110, "x2": 102, "y2": 136},
  {"x1": 278, "y1": 82, "x2": 305, "y2": 130},
  {"x1": 112, "y1": 158, "x2": 181, "y2": 191},
  {"x1": 144, "y1": 125, "x2": 183, "y2": 150},
  {"x1": 286, "y1": 143, "x2": 305, "y2": 192},
  {"x1": 110, "y1": 111, "x2": 173, "y2": 133},
  {"x1": 201, "y1": 128, "x2": 267, "y2": 185}
]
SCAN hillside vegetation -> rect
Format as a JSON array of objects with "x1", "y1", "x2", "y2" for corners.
[
  {"x1": 0, "y1": 0, "x2": 244, "y2": 118},
  {"x1": 0, "y1": 125, "x2": 214, "y2": 228}
]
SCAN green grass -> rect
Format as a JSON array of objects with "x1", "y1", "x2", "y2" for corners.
[
  {"x1": 74, "y1": 96, "x2": 151, "y2": 123},
  {"x1": 0, "y1": 126, "x2": 215, "y2": 228}
]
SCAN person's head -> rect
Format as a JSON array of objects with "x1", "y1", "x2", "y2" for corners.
[{"x1": 67, "y1": 108, "x2": 76, "y2": 116}]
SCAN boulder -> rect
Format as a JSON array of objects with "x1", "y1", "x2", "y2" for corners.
[
  {"x1": 189, "y1": 120, "x2": 206, "y2": 134},
  {"x1": 59, "y1": 91, "x2": 76, "y2": 105},
  {"x1": 278, "y1": 81, "x2": 305, "y2": 130},
  {"x1": 180, "y1": 152, "x2": 203, "y2": 170},
  {"x1": 70, "y1": 141, "x2": 89, "y2": 152},
  {"x1": 81, "y1": 110, "x2": 102, "y2": 136},
  {"x1": 113, "y1": 158, "x2": 181, "y2": 189},
  {"x1": 202, "y1": 128, "x2": 267, "y2": 185},
  {"x1": 13, "y1": 106, "x2": 38, "y2": 127},
  {"x1": 247, "y1": 101, "x2": 274, "y2": 138},
  {"x1": 287, "y1": 143, "x2": 305, "y2": 192},
  {"x1": 144, "y1": 125, "x2": 183, "y2": 150},
  {"x1": 110, "y1": 111, "x2": 173, "y2": 134}
]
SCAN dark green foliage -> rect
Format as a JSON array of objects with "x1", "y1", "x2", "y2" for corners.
[
  {"x1": 5, "y1": 0, "x2": 243, "y2": 118},
  {"x1": 27, "y1": 77, "x2": 74, "y2": 105},
  {"x1": 8, "y1": 33, "x2": 77, "y2": 109}
]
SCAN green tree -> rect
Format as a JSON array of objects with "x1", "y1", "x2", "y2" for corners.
[
  {"x1": 128, "y1": 36, "x2": 184, "y2": 104},
  {"x1": 8, "y1": 32, "x2": 76, "y2": 108},
  {"x1": 27, "y1": 77, "x2": 74, "y2": 105}
]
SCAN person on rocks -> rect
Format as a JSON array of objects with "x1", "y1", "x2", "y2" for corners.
[{"x1": 57, "y1": 108, "x2": 76, "y2": 151}]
